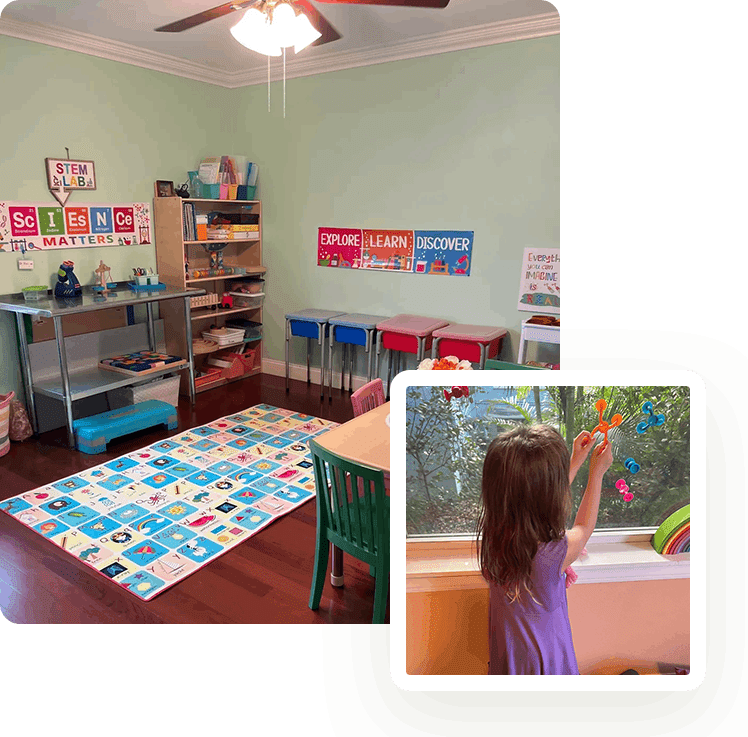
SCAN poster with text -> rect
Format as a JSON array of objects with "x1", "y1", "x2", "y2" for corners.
[
  {"x1": 517, "y1": 247, "x2": 560, "y2": 314},
  {"x1": 361, "y1": 229, "x2": 414, "y2": 271},
  {"x1": 317, "y1": 227, "x2": 363, "y2": 268},
  {"x1": 0, "y1": 201, "x2": 151, "y2": 252},
  {"x1": 412, "y1": 231, "x2": 473, "y2": 276}
]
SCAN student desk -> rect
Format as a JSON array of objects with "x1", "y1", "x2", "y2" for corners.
[
  {"x1": 284, "y1": 309, "x2": 344, "y2": 399},
  {"x1": 518, "y1": 319, "x2": 561, "y2": 364},
  {"x1": 431, "y1": 323, "x2": 508, "y2": 368},
  {"x1": 327, "y1": 312, "x2": 388, "y2": 399},
  {"x1": 0, "y1": 284, "x2": 203, "y2": 448},
  {"x1": 375, "y1": 314, "x2": 449, "y2": 395},
  {"x1": 314, "y1": 401, "x2": 390, "y2": 586}
]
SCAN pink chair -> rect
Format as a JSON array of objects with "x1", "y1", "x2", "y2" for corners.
[{"x1": 350, "y1": 378, "x2": 385, "y2": 417}]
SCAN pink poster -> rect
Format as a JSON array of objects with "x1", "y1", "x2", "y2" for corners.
[{"x1": 317, "y1": 227, "x2": 363, "y2": 268}]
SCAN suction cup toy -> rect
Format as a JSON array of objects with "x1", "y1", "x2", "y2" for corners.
[
  {"x1": 624, "y1": 457, "x2": 640, "y2": 474},
  {"x1": 615, "y1": 479, "x2": 634, "y2": 502},
  {"x1": 636, "y1": 400, "x2": 666, "y2": 434},
  {"x1": 589, "y1": 398, "x2": 623, "y2": 444}
]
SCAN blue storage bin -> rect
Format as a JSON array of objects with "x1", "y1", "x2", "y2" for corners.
[
  {"x1": 334, "y1": 325, "x2": 368, "y2": 346},
  {"x1": 290, "y1": 320, "x2": 323, "y2": 339}
]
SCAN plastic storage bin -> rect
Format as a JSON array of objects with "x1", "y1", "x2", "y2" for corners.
[
  {"x1": 107, "y1": 374, "x2": 180, "y2": 409},
  {"x1": 201, "y1": 327, "x2": 245, "y2": 346},
  {"x1": 226, "y1": 318, "x2": 262, "y2": 341}
]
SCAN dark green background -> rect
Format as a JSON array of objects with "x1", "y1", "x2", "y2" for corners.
[{"x1": 0, "y1": 0, "x2": 736, "y2": 737}]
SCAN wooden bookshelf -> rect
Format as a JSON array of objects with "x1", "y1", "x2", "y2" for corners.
[{"x1": 154, "y1": 197, "x2": 265, "y2": 395}]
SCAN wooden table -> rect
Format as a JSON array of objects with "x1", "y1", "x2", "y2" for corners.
[{"x1": 314, "y1": 401, "x2": 390, "y2": 585}]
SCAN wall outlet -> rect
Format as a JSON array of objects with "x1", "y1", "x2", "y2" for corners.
[{"x1": 18, "y1": 259, "x2": 34, "y2": 270}]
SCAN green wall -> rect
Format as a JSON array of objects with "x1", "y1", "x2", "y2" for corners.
[
  {"x1": 230, "y1": 36, "x2": 559, "y2": 372},
  {"x1": 0, "y1": 35, "x2": 234, "y2": 399},
  {"x1": 0, "y1": 32, "x2": 559, "y2": 399}
]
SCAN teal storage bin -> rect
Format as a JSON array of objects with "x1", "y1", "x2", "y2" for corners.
[{"x1": 205, "y1": 183, "x2": 220, "y2": 199}]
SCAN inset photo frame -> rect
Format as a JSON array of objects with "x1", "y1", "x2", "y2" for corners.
[
  {"x1": 389, "y1": 369, "x2": 704, "y2": 692},
  {"x1": 154, "y1": 180, "x2": 175, "y2": 197}
]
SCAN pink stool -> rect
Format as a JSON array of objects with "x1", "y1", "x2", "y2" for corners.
[
  {"x1": 375, "y1": 314, "x2": 449, "y2": 395},
  {"x1": 431, "y1": 323, "x2": 508, "y2": 369}
]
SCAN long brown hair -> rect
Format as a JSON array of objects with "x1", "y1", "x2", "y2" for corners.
[{"x1": 476, "y1": 424, "x2": 571, "y2": 602}]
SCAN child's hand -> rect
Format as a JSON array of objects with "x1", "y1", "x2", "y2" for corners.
[
  {"x1": 571, "y1": 431, "x2": 594, "y2": 464},
  {"x1": 569, "y1": 431, "x2": 593, "y2": 482},
  {"x1": 588, "y1": 440, "x2": 614, "y2": 480}
]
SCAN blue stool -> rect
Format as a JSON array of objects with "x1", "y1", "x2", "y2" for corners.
[
  {"x1": 285, "y1": 309, "x2": 344, "y2": 399},
  {"x1": 327, "y1": 313, "x2": 389, "y2": 401},
  {"x1": 73, "y1": 400, "x2": 178, "y2": 454}
]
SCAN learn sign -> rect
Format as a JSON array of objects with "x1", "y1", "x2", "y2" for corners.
[{"x1": 45, "y1": 158, "x2": 97, "y2": 191}]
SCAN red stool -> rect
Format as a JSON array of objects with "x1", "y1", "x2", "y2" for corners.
[
  {"x1": 431, "y1": 323, "x2": 508, "y2": 368},
  {"x1": 375, "y1": 314, "x2": 449, "y2": 395}
]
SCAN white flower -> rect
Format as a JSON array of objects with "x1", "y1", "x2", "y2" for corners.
[{"x1": 417, "y1": 358, "x2": 435, "y2": 370}]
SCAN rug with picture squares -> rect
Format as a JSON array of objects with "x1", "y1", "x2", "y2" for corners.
[{"x1": 0, "y1": 404, "x2": 337, "y2": 601}]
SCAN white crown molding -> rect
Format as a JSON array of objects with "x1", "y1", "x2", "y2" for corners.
[
  {"x1": 0, "y1": 16, "x2": 229, "y2": 87},
  {"x1": 227, "y1": 11, "x2": 560, "y2": 87},
  {"x1": 0, "y1": 11, "x2": 559, "y2": 90}
]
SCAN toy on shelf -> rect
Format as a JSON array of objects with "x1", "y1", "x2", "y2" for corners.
[
  {"x1": 615, "y1": 479, "x2": 634, "y2": 502},
  {"x1": 54, "y1": 261, "x2": 82, "y2": 298},
  {"x1": 636, "y1": 401, "x2": 666, "y2": 434},
  {"x1": 220, "y1": 292, "x2": 233, "y2": 309},
  {"x1": 589, "y1": 398, "x2": 622, "y2": 444},
  {"x1": 128, "y1": 267, "x2": 164, "y2": 291},
  {"x1": 92, "y1": 260, "x2": 117, "y2": 294},
  {"x1": 624, "y1": 456, "x2": 641, "y2": 474}
]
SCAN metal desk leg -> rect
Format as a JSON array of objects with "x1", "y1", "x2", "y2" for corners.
[
  {"x1": 417, "y1": 336, "x2": 426, "y2": 362},
  {"x1": 517, "y1": 324, "x2": 527, "y2": 364},
  {"x1": 331, "y1": 543, "x2": 344, "y2": 587},
  {"x1": 285, "y1": 319, "x2": 290, "y2": 392},
  {"x1": 319, "y1": 325, "x2": 325, "y2": 401},
  {"x1": 366, "y1": 330, "x2": 374, "y2": 382},
  {"x1": 53, "y1": 316, "x2": 75, "y2": 448},
  {"x1": 386, "y1": 349, "x2": 393, "y2": 398},
  {"x1": 330, "y1": 327, "x2": 335, "y2": 402},
  {"x1": 340, "y1": 343, "x2": 346, "y2": 394},
  {"x1": 431, "y1": 336, "x2": 441, "y2": 360},
  {"x1": 14, "y1": 312, "x2": 38, "y2": 435},
  {"x1": 183, "y1": 296, "x2": 196, "y2": 404},
  {"x1": 348, "y1": 344, "x2": 353, "y2": 393},
  {"x1": 479, "y1": 343, "x2": 487, "y2": 369},
  {"x1": 306, "y1": 337, "x2": 311, "y2": 384},
  {"x1": 375, "y1": 331, "x2": 382, "y2": 381},
  {"x1": 145, "y1": 302, "x2": 156, "y2": 352}
]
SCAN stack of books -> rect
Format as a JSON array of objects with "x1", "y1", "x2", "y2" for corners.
[{"x1": 206, "y1": 224, "x2": 260, "y2": 240}]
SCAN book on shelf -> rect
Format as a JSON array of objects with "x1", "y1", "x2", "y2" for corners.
[{"x1": 247, "y1": 162, "x2": 258, "y2": 187}]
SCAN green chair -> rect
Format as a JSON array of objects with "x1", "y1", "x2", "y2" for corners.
[
  {"x1": 484, "y1": 358, "x2": 545, "y2": 370},
  {"x1": 308, "y1": 438, "x2": 389, "y2": 623}
]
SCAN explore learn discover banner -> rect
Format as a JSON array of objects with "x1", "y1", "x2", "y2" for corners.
[{"x1": 317, "y1": 227, "x2": 473, "y2": 276}]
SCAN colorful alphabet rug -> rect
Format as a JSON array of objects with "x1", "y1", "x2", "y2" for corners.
[{"x1": 0, "y1": 405, "x2": 337, "y2": 601}]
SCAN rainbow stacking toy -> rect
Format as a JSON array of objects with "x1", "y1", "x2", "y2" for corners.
[{"x1": 652, "y1": 504, "x2": 690, "y2": 554}]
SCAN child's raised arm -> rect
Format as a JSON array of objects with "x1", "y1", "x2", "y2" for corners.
[{"x1": 562, "y1": 439, "x2": 613, "y2": 571}]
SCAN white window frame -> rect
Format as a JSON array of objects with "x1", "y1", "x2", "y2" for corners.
[{"x1": 406, "y1": 528, "x2": 690, "y2": 593}]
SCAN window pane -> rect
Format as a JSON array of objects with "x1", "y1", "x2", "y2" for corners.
[{"x1": 405, "y1": 385, "x2": 690, "y2": 537}]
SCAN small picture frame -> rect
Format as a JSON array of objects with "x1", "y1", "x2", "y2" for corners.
[{"x1": 155, "y1": 180, "x2": 175, "y2": 198}]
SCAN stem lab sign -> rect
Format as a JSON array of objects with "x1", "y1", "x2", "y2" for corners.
[
  {"x1": 0, "y1": 201, "x2": 151, "y2": 251},
  {"x1": 46, "y1": 158, "x2": 96, "y2": 190},
  {"x1": 318, "y1": 227, "x2": 473, "y2": 276}
]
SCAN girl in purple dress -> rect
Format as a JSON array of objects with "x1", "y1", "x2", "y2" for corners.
[{"x1": 477, "y1": 424, "x2": 612, "y2": 674}]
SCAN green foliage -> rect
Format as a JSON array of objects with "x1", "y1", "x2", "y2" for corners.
[{"x1": 406, "y1": 385, "x2": 690, "y2": 536}]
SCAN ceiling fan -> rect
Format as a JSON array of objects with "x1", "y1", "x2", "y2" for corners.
[{"x1": 155, "y1": 1, "x2": 452, "y2": 53}]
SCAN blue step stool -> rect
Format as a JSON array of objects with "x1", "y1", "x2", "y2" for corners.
[{"x1": 73, "y1": 400, "x2": 178, "y2": 454}]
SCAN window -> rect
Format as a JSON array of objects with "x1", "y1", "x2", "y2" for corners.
[{"x1": 405, "y1": 385, "x2": 690, "y2": 537}]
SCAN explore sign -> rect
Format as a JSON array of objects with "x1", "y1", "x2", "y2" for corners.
[{"x1": 318, "y1": 227, "x2": 473, "y2": 276}]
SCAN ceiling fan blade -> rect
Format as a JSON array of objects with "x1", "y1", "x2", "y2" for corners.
[
  {"x1": 155, "y1": 2, "x2": 257, "y2": 33},
  {"x1": 314, "y1": 0, "x2": 450, "y2": 8},
  {"x1": 294, "y1": 0, "x2": 342, "y2": 46}
]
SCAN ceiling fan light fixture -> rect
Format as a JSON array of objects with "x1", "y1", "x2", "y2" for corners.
[
  {"x1": 231, "y1": 6, "x2": 281, "y2": 56},
  {"x1": 293, "y1": 12, "x2": 322, "y2": 54},
  {"x1": 269, "y1": 2, "x2": 298, "y2": 48}
]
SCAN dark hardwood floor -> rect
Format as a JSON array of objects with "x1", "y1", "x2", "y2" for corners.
[{"x1": 0, "y1": 373, "x2": 388, "y2": 624}]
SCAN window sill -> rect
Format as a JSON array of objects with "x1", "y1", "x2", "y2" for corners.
[{"x1": 406, "y1": 531, "x2": 690, "y2": 593}]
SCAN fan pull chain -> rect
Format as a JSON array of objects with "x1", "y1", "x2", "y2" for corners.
[
  {"x1": 267, "y1": 53, "x2": 270, "y2": 112},
  {"x1": 283, "y1": 47, "x2": 286, "y2": 119}
]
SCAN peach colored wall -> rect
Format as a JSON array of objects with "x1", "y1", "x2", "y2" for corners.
[{"x1": 406, "y1": 578, "x2": 689, "y2": 675}]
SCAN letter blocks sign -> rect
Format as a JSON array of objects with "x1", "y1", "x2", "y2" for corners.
[
  {"x1": 0, "y1": 201, "x2": 151, "y2": 251},
  {"x1": 317, "y1": 227, "x2": 473, "y2": 277}
]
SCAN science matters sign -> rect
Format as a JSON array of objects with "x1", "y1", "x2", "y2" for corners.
[
  {"x1": 0, "y1": 201, "x2": 151, "y2": 251},
  {"x1": 317, "y1": 227, "x2": 473, "y2": 276}
]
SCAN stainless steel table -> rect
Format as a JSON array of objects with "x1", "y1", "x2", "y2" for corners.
[{"x1": 0, "y1": 284, "x2": 205, "y2": 448}]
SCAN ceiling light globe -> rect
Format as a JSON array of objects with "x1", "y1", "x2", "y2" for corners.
[
  {"x1": 271, "y1": 2, "x2": 298, "y2": 48},
  {"x1": 294, "y1": 13, "x2": 322, "y2": 53}
]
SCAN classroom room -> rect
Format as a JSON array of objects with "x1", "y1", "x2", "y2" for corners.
[{"x1": 0, "y1": 0, "x2": 559, "y2": 624}]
